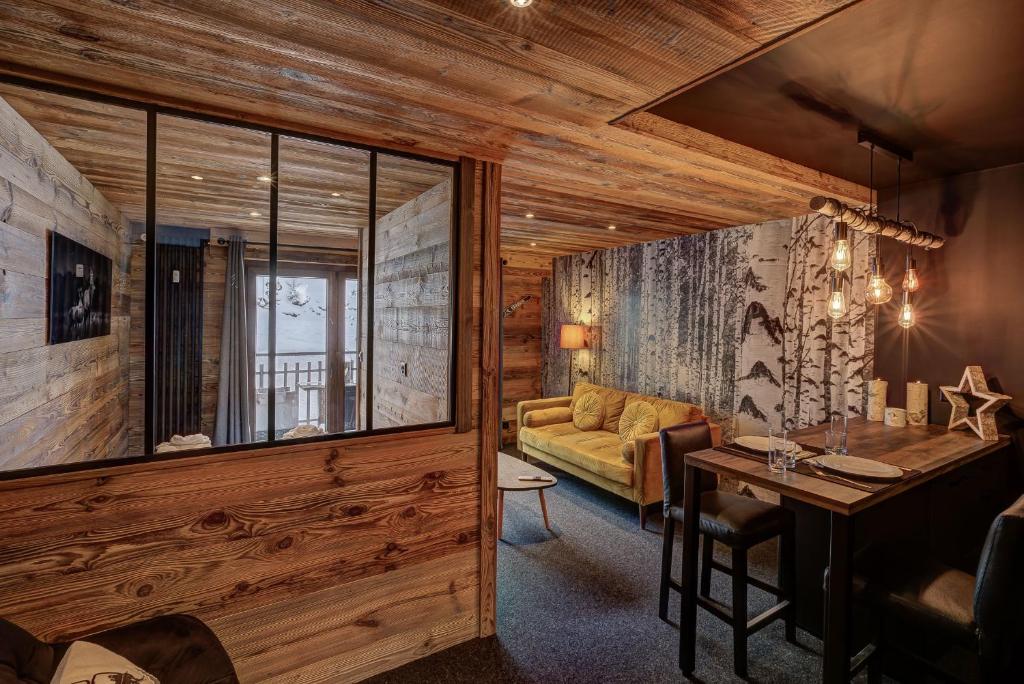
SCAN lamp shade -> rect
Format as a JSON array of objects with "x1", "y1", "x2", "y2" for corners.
[{"x1": 559, "y1": 324, "x2": 588, "y2": 350}]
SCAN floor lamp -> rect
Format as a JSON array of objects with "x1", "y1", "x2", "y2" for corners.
[{"x1": 559, "y1": 324, "x2": 588, "y2": 397}]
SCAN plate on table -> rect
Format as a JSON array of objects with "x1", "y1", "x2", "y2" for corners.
[
  {"x1": 812, "y1": 454, "x2": 903, "y2": 482},
  {"x1": 734, "y1": 435, "x2": 799, "y2": 454}
]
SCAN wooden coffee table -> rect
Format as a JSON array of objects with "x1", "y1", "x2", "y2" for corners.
[{"x1": 497, "y1": 451, "x2": 558, "y2": 539}]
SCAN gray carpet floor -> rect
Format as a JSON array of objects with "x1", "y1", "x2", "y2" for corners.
[{"x1": 367, "y1": 461, "x2": 874, "y2": 684}]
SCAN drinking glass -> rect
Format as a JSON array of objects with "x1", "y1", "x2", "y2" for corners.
[
  {"x1": 830, "y1": 414, "x2": 849, "y2": 455},
  {"x1": 824, "y1": 429, "x2": 847, "y2": 456},
  {"x1": 768, "y1": 426, "x2": 787, "y2": 473}
]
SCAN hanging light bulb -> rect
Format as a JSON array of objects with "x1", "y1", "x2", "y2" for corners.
[
  {"x1": 827, "y1": 273, "x2": 848, "y2": 320},
  {"x1": 902, "y1": 256, "x2": 920, "y2": 292},
  {"x1": 865, "y1": 256, "x2": 893, "y2": 305},
  {"x1": 897, "y1": 291, "x2": 915, "y2": 329},
  {"x1": 830, "y1": 222, "x2": 852, "y2": 271}
]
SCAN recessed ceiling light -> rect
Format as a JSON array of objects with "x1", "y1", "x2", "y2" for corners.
[
  {"x1": 607, "y1": 224, "x2": 617, "y2": 230},
  {"x1": 331, "y1": 192, "x2": 341, "y2": 197},
  {"x1": 257, "y1": 175, "x2": 272, "y2": 182},
  {"x1": 249, "y1": 211, "x2": 262, "y2": 217},
  {"x1": 530, "y1": 242, "x2": 537, "y2": 247},
  {"x1": 190, "y1": 175, "x2": 204, "y2": 180},
  {"x1": 525, "y1": 212, "x2": 535, "y2": 219},
  {"x1": 510, "y1": 0, "x2": 533, "y2": 7}
]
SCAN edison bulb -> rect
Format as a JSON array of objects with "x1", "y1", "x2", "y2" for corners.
[
  {"x1": 898, "y1": 301, "x2": 915, "y2": 328},
  {"x1": 831, "y1": 239, "x2": 852, "y2": 272},
  {"x1": 866, "y1": 273, "x2": 893, "y2": 305},
  {"x1": 827, "y1": 289, "x2": 847, "y2": 319},
  {"x1": 902, "y1": 267, "x2": 920, "y2": 292}
]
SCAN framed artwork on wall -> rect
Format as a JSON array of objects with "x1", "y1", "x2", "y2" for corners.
[{"x1": 48, "y1": 232, "x2": 112, "y2": 344}]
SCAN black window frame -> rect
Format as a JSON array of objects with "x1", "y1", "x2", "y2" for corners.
[{"x1": 0, "y1": 74, "x2": 463, "y2": 481}]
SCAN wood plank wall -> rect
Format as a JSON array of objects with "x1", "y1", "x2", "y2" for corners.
[
  {"x1": 0, "y1": 95, "x2": 130, "y2": 471},
  {"x1": 373, "y1": 178, "x2": 453, "y2": 428},
  {"x1": 0, "y1": 161, "x2": 498, "y2": 684},
  {"x1": 500, "y1": 251, "x2": 550, "y2": 445}
]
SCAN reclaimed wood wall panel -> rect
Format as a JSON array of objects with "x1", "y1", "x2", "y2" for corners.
[
  {"x1": 373, "y1": 177, "x2": 453, "y2": 428},
  {"x1": 542, "y1": 215, "x2": 876, "y2": 435},
  {"x1": 0, "y1": 94, "x2": 130, "y2": 471},
  {"x1": 500, "y1": 252, "x2": 549, "y2": 445},
  {"x1": 0, "y1": 155, "x2": 497, "y2": 682}
]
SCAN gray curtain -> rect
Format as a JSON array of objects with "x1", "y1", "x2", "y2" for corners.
[{"x1": 214, "y1": 237, "x2": 252, "y2": 445}]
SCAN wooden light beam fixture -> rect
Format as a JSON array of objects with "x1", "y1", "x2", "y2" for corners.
[{"x1": 809, "y1": 197, "x2": 945, "y2": 249}]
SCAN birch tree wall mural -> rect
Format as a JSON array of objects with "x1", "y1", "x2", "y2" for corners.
[{"x1": 541, "y1": 214, "x2": 875, "y2": 437}]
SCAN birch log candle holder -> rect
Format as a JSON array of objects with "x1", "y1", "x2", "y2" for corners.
[
  {"x1": 867, "y1": 379, "x2": 888, "y2": 422},
  {"x1": 906, "y1": 381, "x2": 929, "y2": 426},
  {"x1": 885, "y1": 407, "x2": 908, "y2": 428}
]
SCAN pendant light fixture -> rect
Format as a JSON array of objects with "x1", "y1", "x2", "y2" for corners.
[
  {"x1": 863, "y1": 144, "x2": 894, "y2": 305},
  {"x1": 827, "y1": 272, "x2": 848, "y2": 320},
  {"x1": 830, "y1": 222, "x2": 852, "y2": 271},
  {"x1": 894, "y1": 158, "x2": 915, "y2": 328}
]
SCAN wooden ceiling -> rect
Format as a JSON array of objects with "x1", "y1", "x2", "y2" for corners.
[{"x1": 0, "y1": 0, "x2": 868, "y2": 257}]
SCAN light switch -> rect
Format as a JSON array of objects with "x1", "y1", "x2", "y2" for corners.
[
  {"x1": 400, "y1": 362, "x2": 408, "y2": 377},
  {"x1": 172, "y1": 269, "x2": 181, "y2": 283},
  {"x1": 75, "y1": 264, "x2": 84, "y2": 277}
]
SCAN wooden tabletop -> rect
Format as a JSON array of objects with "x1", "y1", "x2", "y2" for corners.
[
  {"x1": 686, "y1": 418, "x2": 1010, "y2": 515},
  {"x1": 498, "y1": 452, "x2": 558, "y2": 491}
]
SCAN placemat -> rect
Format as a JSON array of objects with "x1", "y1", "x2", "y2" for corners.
[{"x1": 713, "y1": 442, "x2": 921, "y2": 493}]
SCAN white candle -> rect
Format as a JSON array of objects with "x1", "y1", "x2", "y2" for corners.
[
  {"x1": 867, "y1": 378, "x2": 888, "y2": 422},
  {"x1": 885, "y1": 407, "x2": 907, "y2": 428},
  {"x1": 906, "y1": 381, "x2": 929, "y2": 426}
]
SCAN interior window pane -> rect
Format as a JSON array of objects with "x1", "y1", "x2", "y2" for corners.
[
  {"x1": 0, "y1": 84, "x2": 145, "y2": 470},
  {"x1": 371, "y1": 155, "x2": 454, "y2": 428},
  {"x1": 277, "y1": 136, "x2": 369, "y2": 438},
  {"x1": 155, "y1": 115, "x2": 271, "y2": 451}
]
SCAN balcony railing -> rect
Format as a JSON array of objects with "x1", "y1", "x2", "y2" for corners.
[{"x1": 255, "y1": 351, "x2": 358, "y2": 436}]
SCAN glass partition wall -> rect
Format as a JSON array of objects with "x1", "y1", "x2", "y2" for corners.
[{"x1": 0, "y1": 78, "x2": 459, "y2": 475}]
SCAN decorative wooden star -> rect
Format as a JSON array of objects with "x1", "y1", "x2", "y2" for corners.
[{"x1": 940, "y1": 366, "x2": 1011, "y2": 441}]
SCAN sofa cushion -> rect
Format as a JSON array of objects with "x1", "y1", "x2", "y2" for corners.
[
  {"x1": 572, "y1": 392, "x2": 605, "y2": 431},
  {"x1": 619, "y1": 401, "x2": 658, "y2": 442},
  {"x1": 571, "y1": 382, "x2": 627, "y2": 433},
  {"x1": 522, "y1": 406, "x2": 572, "y2": 428},
  {"x1": 653, "y1": 398, "x2": 702, "y2": 428},
  {"x1": 520, "y1": 425, "x2": 632, "y2": 486}
]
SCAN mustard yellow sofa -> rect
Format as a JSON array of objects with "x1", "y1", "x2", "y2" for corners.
[{"x1": 517, "y1": 382, "x2": 722, "y2": 528}]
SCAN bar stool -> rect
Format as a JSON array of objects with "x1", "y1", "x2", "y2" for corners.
[{"x1": 658, "y1": 421, "x2": 797, "y2": 678}]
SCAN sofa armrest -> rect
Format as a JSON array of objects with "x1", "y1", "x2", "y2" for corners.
[
  {"x1": 517, "y1": 396, "x2": 571, "y2": 451},
  {"x1": 632, "y1": 431, "x2": 664, "y2": 506}
]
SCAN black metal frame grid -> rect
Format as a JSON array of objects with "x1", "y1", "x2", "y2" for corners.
[{"x1": 0, "y1": 74, "x2": 463, "y2": 481}]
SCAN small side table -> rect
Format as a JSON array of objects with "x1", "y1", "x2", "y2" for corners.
[{"x1": 497, "y1": 451, "x2": 558, "y2": 539}]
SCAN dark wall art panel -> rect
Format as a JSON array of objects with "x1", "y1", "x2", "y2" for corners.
[{"x1": 48, "y1": 232, "x2": 112, "y2": 344}]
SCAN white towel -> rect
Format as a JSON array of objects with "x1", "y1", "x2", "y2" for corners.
[{"x1": 283, "y1": 424, "x2": 325, "y2": 440}]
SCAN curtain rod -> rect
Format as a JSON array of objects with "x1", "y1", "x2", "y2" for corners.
[{"x1": 213, "y1": 236, "x2": 357, "y2": 253}]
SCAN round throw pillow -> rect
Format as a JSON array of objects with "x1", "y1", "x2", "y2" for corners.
[
  {"x1": 572, "y1": 391, "x2": 605, "y2": 431},
  {"x1": 619, "y1": 401, "x2": 658, "y2": 442}
]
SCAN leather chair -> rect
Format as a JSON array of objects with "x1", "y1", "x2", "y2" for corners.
[
  {"x1": 864, "y1": 493, "x2": 1024, "y2": 683},
  {"x1": 658, "y1": 421, "x2": 797, "y2": 678},
  {"x1": 0, "y1": 614, "x2": 239, "y2": 684}
]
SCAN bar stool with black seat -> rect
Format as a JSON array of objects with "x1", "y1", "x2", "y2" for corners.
[
  {"x1": 861, "y1": 493, "x2": 1024, "y2": 683},
  {"x1": 658, "y1": 421, "x2": 797, "y2": 678}
]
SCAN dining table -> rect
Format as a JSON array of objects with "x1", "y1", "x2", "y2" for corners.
[{"x1": 677, "y1": 417, "x2": 1011, "y2": 683}]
